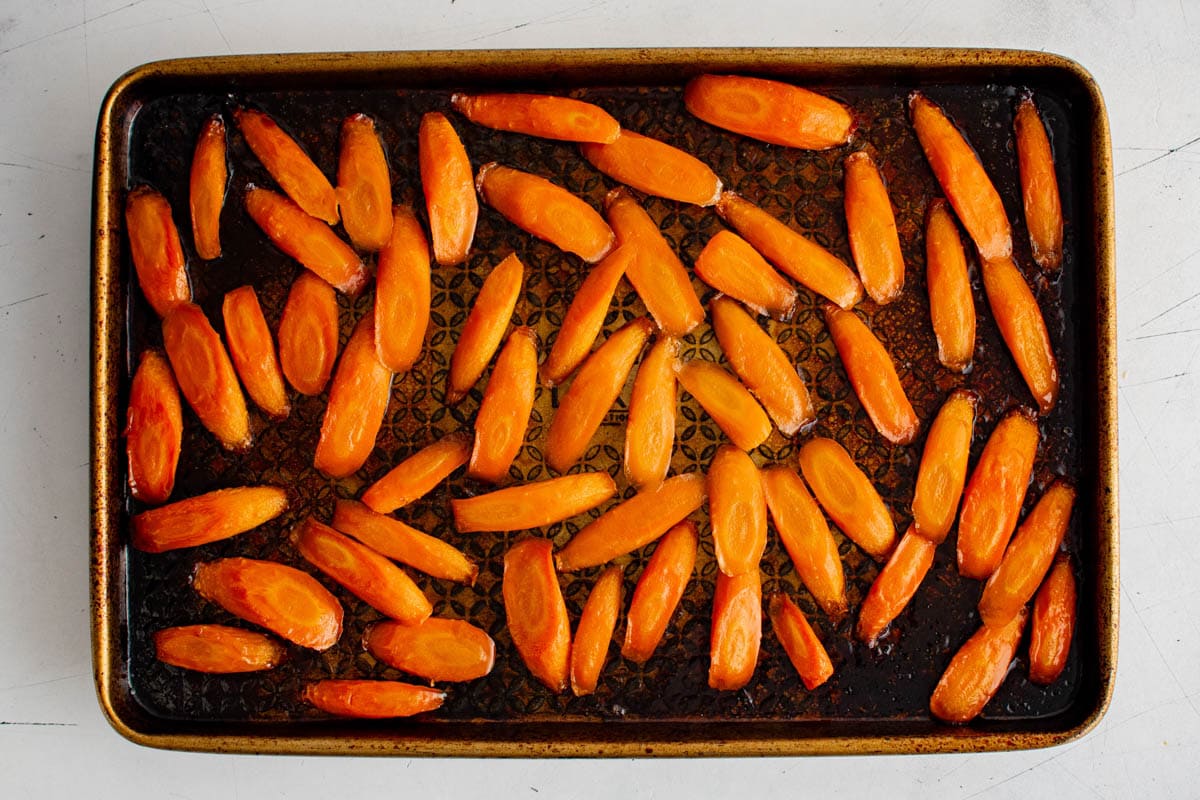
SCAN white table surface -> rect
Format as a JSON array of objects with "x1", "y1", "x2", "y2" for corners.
[{"x1": 2, "y1": 1, "x2": 1197, "y2": 796}]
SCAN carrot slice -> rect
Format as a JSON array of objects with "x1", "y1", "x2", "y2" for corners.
[
  {"x1": 125, "y1": 186, "x2": 191, "y2": 317},
  {"x1": 503, "y1": 538, "x2": 571, "y2": 691},
  {"x1": 570, "y1": 564, "x2": 624, "y2": 696},
  {"x1": 760, "y1": 465, "x2": 847, "y2": 621},
  {"x1": 556, "y1": 472, "x2": 706, "y2": 572},
  {"x1": 844, "y1": 151, "x2": 905, "y2": 305},
  {"x1": 911, "y1": 389, "x2": 978, "y2": 544},
  {"x1": 335, "y1": 113, "x2": 392, "y2": 252},
  {"x1": 824, "y1": 304, "x2": 919, "y2": 445},
  {"x1": 244, "y1": 186, "x2": 366, "y2": 295},
  {"x1": 360, "y1": 433, "x2": 472, "y2": 513},
  {"x1": 768, "y1": 593, "x2": 834, "y2": 690},
  {"x1": 541, "y1": 244, "x2": 634, "y2": 386},
  {"x1": 125, "y1": 349, "x2": 182, "y2": 505},
  {"x1": 131, "y1": 485, "x2": 287, "y2": 553},
  {"x1": 715, "y1": 191, "x2": 863, "y2": 309},
  {"x1": 929, "y1": 607, "x2": 1028, "y2": 724},
  {"x1": 674, "y1": 359, "x2": 772, "y2": 451},
  {"x1": 957, "y1": 408, "x2": 1040, "y2": 580},
  {"x1": 366, "y1": 617, "x2": 495, "y2": 682},
  {"x1": 374, "y1": 205, "x2": 431, "y2": 372},
  {"x1": 798, "y1": 437, "x2": 896, "y2": 561},
  {"x1": 683, "y1": 74, "x2": 853, "y2": 150},
  {"x1": 469, "y1": 326, "x2": 538, "y2": 483},
  {"x1": 153, "y1": 624, "x2": 285, "y2": 673},
  {"x1": 277, "y1": 270, "x2": 339, "y2": 396},
  {"x1": 446, "y1": 252, "x2": 524, "y2": 404},
  {"x1": 192, "y1": 557, "x2": 343, "y2": 650},
  {"x1": 621, "y1": 520, "x2": 698, "y2": 663},
  {"x1": 332, "y1": 499, "x2": 478, "y2": 585},
  {"x1": 708, "y1": 445, "x2": 768, "y2": 577},
  {"x1": 302, "y1": 680, "x2": 445, "y2": 718},
  {"x1": 189, "y1": 115, "x2": 227, "y2": 260},
  {"x1": 1029, "y1": 553, "x2": 1077, "y2": 685},
  {"x1": 925, "y1": 198, "x2": 976, "y2": 372},
  {"x1": 856, "y1": 527, "x2": 936, "y2": 646},
  {"x1": 709, "y1": 569, "x2": 762, "y2": 691},
  {"x1": 314, "y1": 312, "x2": 393, "y2": 479},
  {"x1": 581, "y1": 129, "x2": 723, "y2": 206},
  {"x1": 161, "y1": 301, "x2": 251, "y2": 451},
  {"x1": 981, "y1": 256, "x2": 1060, "y2": 414},
  {"x1": 694, "y1": 230, "x2": 799, "y2": 320},
  {"x1": 624, "y1": 335, "x2": 678, "y2": 489},
  {"x1": 711, "y1": 295, "x2": 815, "y2": 436},
  {"x1": 451, "y1": 93, "x2": 621, "y2": 144},
  {"x1": 450, "y1": 472, "x2": 617, "y2": 533},
  {"x1": 222, "y1": 286, "x2": 290, "y2": 420},
  {"x1": 419, "y1": 111, "x2": 477, "y2": 265},
  {"x1": 1014, "y1": 96, "x2": 1063, "y2": 272},
  {"x1": 233, "y1": 107, "x2": 338, "y2": 224}
]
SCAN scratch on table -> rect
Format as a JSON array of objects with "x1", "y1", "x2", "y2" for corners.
[
  {"x1": 0, "y1": 0, "x2": 151, "y2": 57},
  {"x1": 0, "y1": 721, "x2": 78, "y2": 727},
  {"x1": 0, "y1": 292, "x2": 48, "y2": 310},
  {"x1": 1117, "y1": 133, "x2": 1200, "y2": 176},
  {"x1": 1135, "y1": 290, "x2": 1200, "y2": 329},
  {"x1": 1130, "y1": 327, "x2": 1200, "y2": 341}
]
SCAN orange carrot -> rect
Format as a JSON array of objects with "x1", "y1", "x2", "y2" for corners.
[
  {"x1": 925, "y1": 198, "x2": 976, "y2": 372},
  {"x1": 1029, "y1": 554, "x2": 1076, "y2": 685},
  {"x1": 451, "y1": 92, "x2": 621, "y2": 143},
  {"x1": 911, "y1": 389, "x2": 977, "y2": 544},
  {"x1": 708, "y1": 445, "x2": 768, "y2": 577},
  {"x1": 929, "y1": 608, "x2": 1028, "y2": 724},
  {"x1": 768, "y1": 593, "x2": 834, "y2": 690},
  {"x1": 446, "y1": 252, "x2": 524, "y2": 404},
  {"x1": 125, "y1": 350, "x2": 182, "y2": 505},
  {"x1": 844, "y1": 150, "x2": 905, "y2": 305},
  {"x1": 335, "y1": 113, "x2": 392, "y2": 252},
  {"x1": 332, "y1": 499, "x2": 478, "y2": 585},
  {"x1": 314, "y1": 312, "x2": 393, "y2": 479},
  {"x1": 708, "y1": 569, "x2": 762, "y2": 691},
  {"x1": 153, "y1": 624, "x2": 285, "y2": 673},
  {"x1": 222, "y1": 286, "x2": 290, "y2": 420},
  {"x1": 374, "y1": 205, "x2": 431, "y2": 372},
  {"x1": 675, "y1": 359, "x2": 772, "y2": 451},
  {"x1": 503, "y1": 538, "x2": 571, "y2": 691},
  {"x1": 450, "y1": 472, "x2": 616, "y2": 533},
  {"x1": 580, "y1": 129, "x2": 723, "y2": 206},
  {"x1": 798, "y1": 437, "x2": 896, "y2": 561},
  {"x1": 360, "y1": 433, "x2": 472, "y2": 513},
  {"x1": 1014, "y1": 96, "x2": 1063, "y2": 272},
  {"x1": 856, "y1": 528, "x2": 936, "y2": 646},
  {"x1": 624, "y1": 335, "x2": 678, "y2": 489},
  {"x1": 694, "y1": 230, "x2": 798, "y2": 320},
  {"x1": 570, "y1": 564, "x2": 624, "y2": 696},
  {"x1": 621, "y1": 520, "x2": 698, "y2": 663},
  {"x1": 277, "y1": 270, "x2": 339, "y2": 396},
  {"x1": 189, "y1": 114, "x2": 227, "y2": 260},
  {"x1": 469, "y1": 327, "x2": 538, "y2": 483},
  {"x1": 683, "y1": 74, "x2": 853, "y2": 150},
  {"x1": 541, "y1": 244, "x2": 634, "y2": 386},
  {"x1": 302, "y1": 680, "x2": 445, "y2": 718},
  {"x1": 131, "y1": 486, "x2": 287, "y2": 553},
  {"x1": 419, "y1": 111, "x2": 477, "y2": 265},
  {"x1": 981, "y1": 256, "x2": 1060, "y2": 414},
  {"x1": 366, "y1": 618, "x2": 495, "y2": 682},
  {"x1": 125, "y1": 186, "x2": 191, "y2": 317},
  {"x1": 233, "y1": 107, "x2": 339, "y2": 224}
]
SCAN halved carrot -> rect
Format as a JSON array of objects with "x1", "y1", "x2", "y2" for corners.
[
  {"x1": 824, "y1": 304, "x2": 919, "y2": 445},
  {"x1": 360, "y1": 433, "x2": 472, "y2": 513},
  {"x1": 419, "y1": 111, "x2": 477, "y2": 265},
  {"x1": 570, "y1": 564, "x2": 624, "y2": 696},
  {"x1": 556, "y1": 472, "x2": 706, "y2": 572},
  {"x1": 451, "y1": 93, "x2": 621, "y2": 144},
  {"x1": 1029, "y1": 553, "x2": 1076, "y2": 685},
  {"x1": 161, "y1": 301, "x2": 251, "y2": 451},
  {"x1": 192, "y1": 557, "x2": 342, "y2": 650},
  {"x1": 503, "y1": 538, "x2": 571, "y2": 691},
  {"x1": 708, "y1": 445, "x2": 768, "y2": 577},
  {"x1": 981, "y1": 256, "x2": 1060, "y2": 414},
  {"x1": 450, "y1": 472, "x2": 617, "y2": 533},
  {"x1": 366, "y1": 617, "x2": 495, "y2": 682},
  {"x1": 694, "y1": 230, "x2": 798, "y2": 320},
  {"x1": 244, "y1": 186, "x2": 366, "y2": 295},
  {"x1": 911, "y1": 389, "x2": 978, "y2": 544},
  {"x1": 580, "y1": 129, "x2": 723, "y2": 206},
  {"x1": 674, "y1": 359, "x2": 772, "y2": 451},
  {"x1": 131, "y1": 486, "x2": 287, "y2": 553},
  {"x1": 476, "y1": 163, "x2": 615, "y2": 262},
  {"x1": 222, "y1": 286, "x2": 290, "y2": 420},
  {"x1": 844, "y1": 150, "x2": 905, "y2": 305},
  {"x1": 446, "y1": 252, "x2": 524, "y2": 404},
  {"x1": 302, "y1": 680, "x2": 445, "y2": 718},
  {"x1": 768, "y1": 593, "x2": 834, "y2": 690},
  {"x1": 153, "y1": 624, "x2": 285, "y2": 673},
  {"x1": 925, "y1": 198, "x2": 976, "y2": 372},
  {"x1": 277, "y1": 270, "x2": 339, "y2": 396},
  {"x1": 683, "y1": 74, "x2": 853, "y2": 150},
  {"x1": 856, "y1": 527, "x2": 936, "y2": 646},
  {"x1": 624, "y1": 335, "x2": 678, "y2": 489},
  {"x1": 798, "y1": 437, "x2": 896, "y2": 561},
  {"x1": 293, "y1": 517, "x2": 432, "y2": 625},
  {"x1": 335, "y1": 113, "x2": 392, "y2": 252},
  {"x1": 1014, "y1": 95, "x2": 1063, "y2": 272},
  {"x1": 314, "y1": 312, "x2": 393, "y2": 479},
  {"x1": 760, "y1": 465, "x2": 847, "y2": 621},
  {"x1": 541, "y1": 244, "x2": 634, "y2": 386},
  {"x1": 929, "y1": 607, "x2": 1028, "y2": 724},
  {"x1": 469, "y1": 326, "x2": 538, "y2": 483},
  {"x1": 332, "y1": 499, "x2": 478, "y2": 585},
  {"x1": 711, "y1": 295, "x2": 815, "y2": 436},
  {"x1": 621, "y1": 520, "x2": 698, "y2": 663},
  {"x1": 715, "y1": 191, "x2": 863, "y2": 309},
  {"x1": 233, "y1": 107, "x2": 338, "y2": 224},
  {"x1": 125, "y1": 186, "x2": 191, "y2": 317},
  {"x1": 708, "y1": 569, "x2": 762, "y2": 691},
  {"x1": 374, "y1": 205, "x2": 431, "y2": 372},
  {"x1": 125, "y1": 349, "x2": 182, "y2": 505},
  {"x1": 189, "y1": 114, "x2": 227, "y2": 260},
  {"x1": 957, "y1": 408, "x2": 1040, "y2": 580}
]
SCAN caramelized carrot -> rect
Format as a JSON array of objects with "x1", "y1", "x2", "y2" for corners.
[
  {"x1": 302, "y1": 680, "x2": 444, "y2": 718},
  {"x1": 233, "y1": 107, "x2": 338, "y2": 224},
  {"x1": 335, "y1": 113, "x2": 392, "y2": 252},
  {"x1": 277, "y1": 270, "x2": 339, "y2": 395},
  {"x1": 446, "y1": 252, "x2": 524, "y2": 404},
  {"x1": 674, "y1": 359, "x2": 772, "y2": 451},
  {"x1": 621, "y1": 520, "x2": 698, "y2": 663},
  {"x1": 131, "y1": 486, "x2": 287, "y2": 553},
  {"x1": 708, "y1": 445, "x2": 768, "y2": 577},
  {"x1": 469, "y1": 326, "x2": 538, "y2": 483},
  {"x1": 360, "y1": 433, "x2": 472, "y2": 514},
  {"x1": 419, "y1": 111, "x2": 477, "y2": 265},
  {"x1": 694, "y1": 230, "x2": 799, "y2": 320},
  {"x1": 857, "y1": 528, "x2": 936, "y2": 646},
  {"x1": 374, "y1": 205, "x2": 431, "y2": 372},
  {"x1": 450, "y1": 472, "x2": 617, "y2": 533},
  {"x1": 911, "y1": 389, "x2": 977, "y2": 544},
  {"x1": 929, "y1": 608, "x2": 1028, "y2": 724},
  {"x1": 153, "y1": 624, "x2": 285, "y2": 673},
  {"x1": 125, "y1": 186, "x2": 191, "y2": 317},
  {"x1": 683, "y1": 74, "x2": 853, "y2": 150},
  {"x1": 541, "y1": 244, "x2": 634, "y2": 386},
  {"x1": 451, "y1": 93, "x2": 621, "y2": 144},
  {"x1": 503, "y1": 538, "x2": 571, "y2": 691},
  {"x1": 844, "y1": 151, "x2": 905, "y2": 305},
  {"x1": 125, "y1": 350, "x2": 182, "y2": 505},
  {"x1": 981, "y1": 256, "x2": 1060, "y2": 414},
  {"x1": 1014, "y1": 96, "x2": 1063, "y2": 272},
  {"x1": 332, "y1": 500, "x2": 478, "y2": 585},
  {"x1": 189, "y1": 115, "x2": 227, "y2": 260},
  {"x1": 570, "y1": 564, "x2": 624, "y2": 696},
  {"x1": 366, "y1": 617, "x2": 495, "y2": 682},
  {"x1": 708, "y1": 569, "x2": 762, "y2": 690},
  {"x1": 925, "y1": 198, "x2": 976, "y2": 372},
  {"x1": 581, "y1": 129, "x2": 723, "y2": 206},
  {"x1": 1029, "y1": 554, "x2": 1076, "y2": 685},
  {"x1": 768, "y1": 593, "x2": 834, "y2": 690},
  {"x1": 624, "y1": 335, "x2": 678, "y2": 489},
  {"x1": 222, "y1": 286, "x2": 290, "y2": 420},
  {"x1": 314, "y1": 313, "x2": 393, "y2": 479},
  {"x1": 798, "y1": 437, "x2": 896, "y2": 561}
]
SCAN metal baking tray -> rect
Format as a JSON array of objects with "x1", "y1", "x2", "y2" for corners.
[{"x1": 91, "y1": 48, "x2": 1117, "y2": 756}]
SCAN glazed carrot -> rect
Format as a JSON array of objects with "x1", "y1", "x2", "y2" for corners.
[
  {"x1": 360, "y1": 433, "x2": 472, "y2": 513},
  {"x1": 335, "y1": 113, "x2": 392, "y2": 252},
  {"x1": 125, "y1": 350, "x2": 182, "y2": 505},
  {"x1": 192, "y1": 557, "x2": 343, "y2": 650},
  {"x1": 189, "y1": 115, "x2": 227, "y2": 260},
  {"x1": 503, "y1": 538, "x2": 571, "y2": 691},
  {"x1": 957, "y1": 408, "x2": 1040, "y2": 580},
  {"x1": 708, "y1": 445, "x2": 768, "y2": 577},
  {"x1": 469, "y1": 327, "x2": 538, "y2": 483},
  {"x1": 374, "y1": 205, "x2": 431, "y2": 372},
  {"x1": 760, "y1": 465, "x2": 847, "y2": 620},
  {"x1": 581, "y1": 129, "x2": 723, "y2": 206},
  {"x1": 844, "y1": 151, "x2": 905, "y2": 305},
  {"x1": 446, "y1": 252, "x2": 524, "y2": 404},
  {"x1": 419, "y1": 111, "x2": 477, "y2": 265},
  {"x1": 570, "y1": 564, "x2": 624, "y2": 696},
  {"x1": 366, "y1": 618, "x2": 495, "y2": 682},
  {"x1": 451, "y1": 92, "x2": 621, "y2": 144},
  {"x1": 711, "y1": 295, "x2": 815, "y2": 436},
  {"x1": 302, "y1": 680, "x2": 445, "y2": 718},
  {"x1": 476, "y1": 163, "x2": 615, "y2": 262},
  {"x1": 222, "y1": 286, "x2": 290, "y2": 420},
  {"x1": 125, "y1": 186, "x2": 191, "y2": 317},
  {"x1": 1014, "y1": 96, "x2": 1063, "y2": 272},
  {"x1": 244, "y1": 186, "x2": 367, "y2": 295},
  {"x1": 694, "y1": 230, "x2": 798, "y2": 320},
  {"x1": 332, "y1": 500, "x2": 478, "y2": 585},
  {"x1": 277, "y1": 270, "x2": 339, "y2": 396},
  {"x1": 925, "y1": 198, "x2": 976, "y2": 372},
  {"x1": 683, "y1": 75, "x2": 853, "y2": 150},
  {"x1": 131, "y1": 486, "x2": 286, "y2": 553},
  {"x1": 768, "y1": 593, "x2": 834, "y2": 690},
  {"x1": 981, "y1": 256, "x2": 1060, "y2": 414},
  {"x1": 153, "y1": 625, "x2": 285, "y2": 673},
  {"x1": 541, "y1": 244, "x2": 634, "y2": 386},
  {"x1": 314, "y1": 313, "x2": 393, "y2": 479},
  {"x1": 293, "y1": 517, "x2": 431, "y2": 625},
  {"x1": 798, "y1": 437, "x2": 896, "y2": 561},
  {"x1": 621, "y1": 520, "x2": 698, "y2": 663},
  {"x1": 709, "y1": 569, "x2": 762, "y2": 691},
  {"x1": 233, "y1": 107, "x2": 338, "y2": 224},
  {"x1": 545, "y1": 317, "x2": 654, "y2": 473},
  {"x1": 1029, "y1": 554, "x2": 1076, "y2": 685},
  {"x1": 450, "y1": 472, "x2": 617, "y2": 533},
  {"x1": 605, "y1": 188, "x2": 704, "y2": 336},
  {"x1": 624, "y1": 335, "x2": 678, "y2": 489},
  {"x1": 824, "y1": 304, "x2": 919, "y2": 445},
  {"x1": 857, "y1": 528, "x2": 936, "y2": 646},
  {"x1": 716, "y1": 191, "x2": 863, "y2": 309},
  {"x1": 674, "y1": 359, "x2": 772, "y2": 451},
  {"x1": 929, "y1": 608, "x2": 1028, "y2": 724},
  {"x1": 161, "y1": 301, "x2": 250, "y2": 451},
  {"x1": 556, "y1": 472, "x2": 706, "y2": 572},
  {"x1": 911, "y1": 389, "x2": 978, "y2": 544}
]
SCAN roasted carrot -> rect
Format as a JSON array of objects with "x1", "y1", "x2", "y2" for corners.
[
  {"x1": 768, "y1": 593, "x2": 834, "y2": 690},
  {"x1": 233, "y1": 107, "x2": 338, "y2": 224},
  {"x1": 1029, "y1": 554, "x2": 1076, "y2": 685},
  {"x1": 277, "y1": 270, "x2": 339, "y2": 395},
  {"x1": 981, "y1": 256, "x2": 1060, "y2": 414},
  {"x1": 925, "y1": 198, "x2": 976, "y2": 372},
  {"x1": 683, "y1": 74, "x2": 853, "y2": 150},
  {"x1": 798, "y1": 437, "x2": 896, "y2": 561},
  {"x1": 189, "y1": 114, "x2": 227, "y2": 260},
  {"x1": 366, "y1": 617, "x2": 496, "y2": 682},
  {"x1": 336, "y1": 113, "x2": 392, "y2": 252},
  {"x1": 360, "y1": 432, "x2": 472, "y2": 513},
  {"x1": 929, "y1": 608, "x2": 1028, "y2": 724},
  {"x1": 469, "y1": 327, "x2": 538, "y2": 483},
  {"x1": 450, "y1": 472, "x2": 617, "y2": 533},
  {"x1": 844, "y1": 151, "x2": 905, "y2": 305},
  {"x1": 446, "y1": 252, "x2": 524, "y2": 404},
  {"x1": 857, "y1": 528, "x2": 936, "y2": 646},
  {"x1": 709, "y1": 569, "x2": 762, "y2": 691},
  {"x1": 131, "y1": 486, "x2": 287, "y2": 553},
  {"x1": 419, "y1": 111, "x2": 477, "y2": 265},
  {"x1": 222, "y1": 286, "x2": 290, "y2": 420},
  {"x1": 694, "y1": 230, "x2": 799, "y2": 320},
  {"x1": 332, "y1": 499, "x2": 479, "y2": 585},
  {"x1": 503, "y1": 538, "x2": 571, "y2": 691},
  {"x1": 374, "y1": 205, "x2": 431, "y2": 372},
  {"x1": 624, "y1": 335, "x2": 678, "y2": 489},
  {"x1": 153, "y1": 624, "x2": 285, "y2": 673},
  {"x1": 541, "y1": 244, "x2": 634, "y2": 386},
  {"x1": 1014, "y1": 96, "x2": 1063, "y2": 272},
  {"x1": 911, "y1": 389, "x2": 977, "y2": 544},
  {"x1": 314, "y1": 312, "x2": 393, "y2": 479},
  {"x1": 570, "y1": 564, "x2": 624, "y2": 696},
  {"x1": 708, "y1": 445, "x2": 768, "y2": 577},
  {"x1": 125, "y1": 350, "x2": 182, "y2": 505},
  {"x1": 302, "y1": 680, "x2": 445, "y2": 718},
  {"x1": 674, "y1": 359, "x2": 772, "y2": 451},
  {"x1": 125, "y1": 186, "x2": 191, "y2": 317},
  {"x1": 621, "y1": 520, "x2": 698, "y2": 663},
  {"x1": 580, "y1": 129, "x2": 723, "y2": 206},
  {"x1": 451, "y1": 92, "x2": 621, "y2": 144}
]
